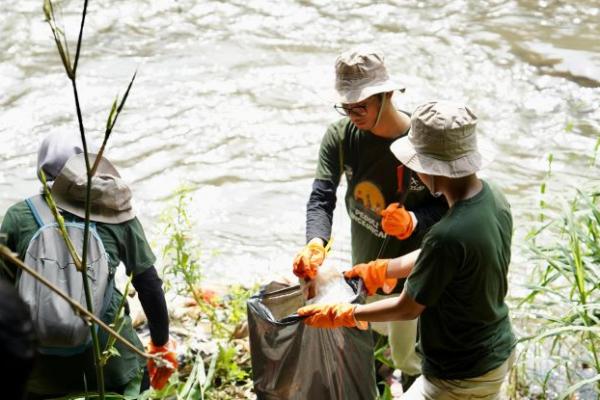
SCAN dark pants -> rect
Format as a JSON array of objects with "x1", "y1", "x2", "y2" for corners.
[{"x1": 26, "y1": 367, "x2": 149, "y2": 400}]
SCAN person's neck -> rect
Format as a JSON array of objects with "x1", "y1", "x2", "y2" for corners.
[
  {"x1": 370, "y1": 108, "x2": 410, "y2": 139},
  {"x1": 442, "y1": 175, "x2": 483, "y2": 208}
]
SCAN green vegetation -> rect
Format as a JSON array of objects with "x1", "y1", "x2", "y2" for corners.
[
  {"x1": 511, "y1": 141, "x2": 600, "y2": 399},
  {"x1": 140, "y1": 188, "x2": 255, "y2": 399},
  {"x1": 100, "y1": 277, "x2": 133, "y2": 366},
  {"x1": 513, "y1": 189, "x2": 600, "y2": 399},
  {"x1": 23, "y1": 1, "x2": 600, "y2": 399},
  {"x1": 160, "y1": 186, "x2": 224, "y2": 336}
]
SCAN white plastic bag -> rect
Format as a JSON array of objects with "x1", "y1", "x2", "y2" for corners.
[{"x1": 305, "y1": 262, "x2": 356, "y2": 305}]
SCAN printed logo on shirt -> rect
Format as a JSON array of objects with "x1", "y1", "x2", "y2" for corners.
[
  {"x1": 349, "y1": 180, "x2": 387, "y2": 239},
  {"x1": 350, "y1": 206, "x2": 386, "y2": 239},
  {"x1": 353, "y1": 181, "x2": 385, "y2": 214},
  {"x1": 409, "y1": 176, "x2": 426, "y2": 192}
]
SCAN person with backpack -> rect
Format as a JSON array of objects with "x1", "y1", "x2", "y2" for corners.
[
  {"x1": 0, "y1": 132, "x2": 176, "y2": 398},
  {"x1": 298, "y1": 101, "x2": 517, "y2": 399},
  {"x1": 292, "y1": 47, "x2": 448, "y2": 390}
]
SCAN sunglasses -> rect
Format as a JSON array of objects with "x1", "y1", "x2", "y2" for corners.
[
  {"x1": 333, "y1": 95, "x2": 380, "y2": 117},
  {"x1": 333, "y1": 103, "x2": 368, "y2": 117}
]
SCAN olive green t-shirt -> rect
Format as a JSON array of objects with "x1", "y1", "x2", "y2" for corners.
[
  {"x1": 0, "y1": 200, "x2": 156, "y2": 394},
  {"x1": 405, "y1": 180, "x2": 516, "y2": 379},
  {"x1": 315, "y1": 117, "x2": 445, "y2": 266}
]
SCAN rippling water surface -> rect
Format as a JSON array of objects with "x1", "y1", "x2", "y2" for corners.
[{"x1": 1, "y1": 0, "x2": 599, "y2": 287}]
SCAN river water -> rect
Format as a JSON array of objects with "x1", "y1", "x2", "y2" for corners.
[{"x1": 1, "y1": 0, "x2": 599, "y2": 289}]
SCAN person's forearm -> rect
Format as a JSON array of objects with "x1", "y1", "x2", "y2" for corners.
[
  {"x1": 386, "y1": 249, "x2": 421, "y2": 279},
  {"x1": 354, "y1": 291, "x2": 422, "y2": 322}
]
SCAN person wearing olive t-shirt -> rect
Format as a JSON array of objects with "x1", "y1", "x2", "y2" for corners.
[
  {"x1": 292, "y1": 48, "x2": 448, "y2": 389},
  {"x1": 0, "y1": 132, "x2": 176, "y2": 398},
  {"x1": 299, "y1": 101, "x2": 516, "y2": 399}
]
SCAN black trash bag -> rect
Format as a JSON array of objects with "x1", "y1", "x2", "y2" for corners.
[{"x1": 247, "y1": 278, "x2": 377, "y2": 400}]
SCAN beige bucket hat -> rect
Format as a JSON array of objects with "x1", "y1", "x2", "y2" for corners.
[
  {"x1": 51, "y1": 153, "x2": 135, "y2": 224},
  {"x1": 334, "y1": 47, "x2": 405, "y2": 104},
  {"x1": 390, "y1": 101, "x2": 493, "y2": 178}
]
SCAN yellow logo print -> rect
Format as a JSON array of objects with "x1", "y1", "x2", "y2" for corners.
[{"x1": 353, "y1": 181, "x2": 385, "y2": 213}]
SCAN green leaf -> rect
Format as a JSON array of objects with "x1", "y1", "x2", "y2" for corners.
[
  {"x1": 106, "y1": 96, "x2": 118, "y2": 132},
  {"x1": 107, "y1": 346, "x2": 120, "y2": 358},
  {"x1": 203, "y1": 352, "x2": 218, "y2": 392},
  {"x1": 43, "y1": 0, "x2": 52, "y2": 21},
  {"x1": 565, "y1": 120, "x2": 574, "y2": 132}
]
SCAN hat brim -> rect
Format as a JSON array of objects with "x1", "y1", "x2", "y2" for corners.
[
  {"x1": 51, "y1": 153, "x2": 135, "y2": 224},
  {"x1": 52, "y1": 192, "x2": 136, "y2": 224},
  {"x1": 334, "y1": 80, "x2": 406, "y2": 104},
  {"x1": 390, "y1": 136, "x2": 495, "y2": 178}
]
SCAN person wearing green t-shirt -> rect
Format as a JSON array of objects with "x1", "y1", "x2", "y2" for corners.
[
  {"x1": 292, "y1": 48, "x2": 448, "y2": 390},
  {"x1": 298, "y1": 101, "x2": 517, "y2": 399},
  {"x1": 0, "y1": 132, "x2": 176, "y2": 398}
]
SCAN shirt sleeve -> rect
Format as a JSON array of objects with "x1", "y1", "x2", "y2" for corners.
[
  {"x1": 405, "y1": 235, "x2": 462, "y2": 306},
  {"x1": 306, "y1": 123, "x2": 344, "y2": 244},
  {"x1": 0, "y1": 208, "x2": 19, "y2": 281},
  {"x1": 411, "y1": 195, "x2": 449, "y2": 237},
  {"x1": 306, "y1": 179, "x2": 337, "y2": 244},
  {"x1": 132, "y1": 266, "x2": 169, "y2": 346},
  {"x1": 118, "y1": 217, "x2": 156, "y2": 276},
  {"x1": 315, "y1": 123, "x2": 343, "y2": 184}
]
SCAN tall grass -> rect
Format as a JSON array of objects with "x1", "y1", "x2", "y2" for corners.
[{"x1": 514, "y1": 189, "x2": 600, "y2": 399}]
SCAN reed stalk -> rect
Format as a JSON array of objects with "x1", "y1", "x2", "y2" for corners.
[
  {"x1": 518, "y1": 189, "x2": 600, "y2": 398},
  {"x1": 41, "y1": 0, "x2": 139, "y2": 396}
]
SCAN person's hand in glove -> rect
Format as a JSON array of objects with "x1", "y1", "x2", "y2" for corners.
[
  {"x1": 292, "y1": 238, "x2": 326, "y2": 280},
  {"x1": 344, "y1": 259, "x2": 397, "y2": 296},
  {"x1": 381, "y1": 203, "x2": 417, "y2": 240},
  {"x1": 147, "y1": 338, "x2": 178, "y2": 390},
  {"x1": 297, "y1": 303, "x2": 368, "y2": 330}
]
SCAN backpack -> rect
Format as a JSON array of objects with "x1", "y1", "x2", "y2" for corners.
[{"x1": 17, "y1": 195, "x2": 114, "y2": 356}]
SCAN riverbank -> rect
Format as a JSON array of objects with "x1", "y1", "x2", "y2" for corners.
[{"x1": 131, "y1": 176, "x2": 600, "y2": 399}]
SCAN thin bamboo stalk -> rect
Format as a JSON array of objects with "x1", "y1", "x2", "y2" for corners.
[
  {"x1": 40, "y1": 171, "x2": 82, "y2": 271},
  {"x1": 40, "y1": 1, "x2": 158, "y2": 396}
]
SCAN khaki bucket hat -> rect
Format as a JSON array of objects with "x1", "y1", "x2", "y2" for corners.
[
  {"x1": 51, "y1": 153, "x2": 136, "y2": 224},
  {"x1": 390, "y1": 101, "x2": 493, "y2": 178},
  {"x1": 334, "y1": 47, "x2": 405, "y2": 104}
]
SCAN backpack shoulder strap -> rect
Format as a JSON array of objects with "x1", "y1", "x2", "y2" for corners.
[
  {"x1": 25, "y1": 195, "x2": 55, "y2": 227},
  {"x1": 26, "y1": 195, "x2": 98, "y2": 230}
]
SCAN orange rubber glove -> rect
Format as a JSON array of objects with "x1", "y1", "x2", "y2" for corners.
[
  {"x1": 344, "y1": 259, "x2": 397, "y2": 296},
  {"x1": 297, "y1": 303, "x2": 368, "y2": 330},
  {"x1": 292, "y1": 241, "x2": 326, "y2": 280},
  {"x1": 147, "y1": 339, "x2": 178, "y2": 390},
  {"x1": 381, "y1": 203, "x2": 415, "y2": 240}
]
